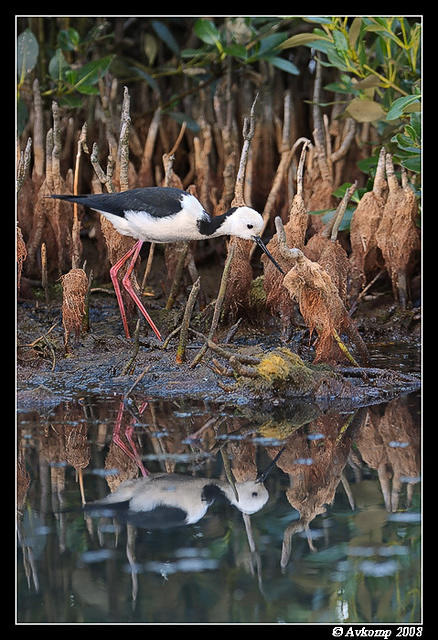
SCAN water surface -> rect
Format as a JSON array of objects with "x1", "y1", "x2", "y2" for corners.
[{"x1": 17, "y1": 391, "x2": 421, "y2": 624}]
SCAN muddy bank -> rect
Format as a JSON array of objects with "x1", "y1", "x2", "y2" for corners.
[{"x1": 17, "y1": 284, "x2": 420, "y2": 414}]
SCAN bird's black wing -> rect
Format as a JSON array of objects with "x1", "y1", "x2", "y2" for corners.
[{"x1": 51, "y1": 187, "x2": 187, "y2": 218}]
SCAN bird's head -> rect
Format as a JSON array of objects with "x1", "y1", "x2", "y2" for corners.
[
  {"x1": 225, "y1": 206, "x2": 264, "y2": 240},
  {"x1": 226, "y1": 206, "x2": 285, "y2": 274}
]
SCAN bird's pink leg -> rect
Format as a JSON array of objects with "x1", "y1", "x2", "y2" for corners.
[
  {"x1": 123, "y1": 401, "x2": 149, "y2": 477},
  {"x1": 109, "y1": 241, "x2": 141, "y2": 339},
  {"x1": 121, "y1": 241, "x2": 162, "y2": 341},
  {"x1": 112, "y1": 400, "x2": 149, "y2": 477}
]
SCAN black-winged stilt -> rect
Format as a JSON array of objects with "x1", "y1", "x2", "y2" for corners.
[
  {"x1": 84, "y1": 473, "x2": 270, "y2": 529},
  {"x1": 50, "y1": 186, "x2": 284, "y2": 340}
]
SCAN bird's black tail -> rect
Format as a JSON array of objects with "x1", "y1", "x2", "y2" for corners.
[{"x1": 49, "y1": 194, "x2": 89, "y2": 204}]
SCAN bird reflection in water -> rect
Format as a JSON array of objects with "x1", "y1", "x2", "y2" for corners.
[{"x1": 84, "y1": 398, "x2": 278, "y2": 530}]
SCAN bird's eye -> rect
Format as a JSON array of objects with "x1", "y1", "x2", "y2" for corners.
[{"x1": 247, "y1": 224, "x2": 254, "y2": 229}]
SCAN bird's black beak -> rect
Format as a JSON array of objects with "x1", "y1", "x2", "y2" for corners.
[
  {"x1": 255, "y1": 446, "x2": 286, "y2": 484},
  {"x1": 252, "y1": 236, "x2": 285, "y2": 275}
]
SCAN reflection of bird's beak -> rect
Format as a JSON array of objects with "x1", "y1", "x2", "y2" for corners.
[
  {"x1": 256, "y1": 446, "x2": 286, "y2": 483},
  {"x1": 252, "y1": 235, "x2": 285, "y2": 275}
]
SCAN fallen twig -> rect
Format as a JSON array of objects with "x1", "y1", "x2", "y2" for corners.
[
  {"x1": 176, "y1": 277, "x2": 201, "y2": 363},
  {"x1": 190, "y1": 243, "x2": 235, "y2": 368}
]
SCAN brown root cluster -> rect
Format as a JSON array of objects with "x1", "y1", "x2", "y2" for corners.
[
  {"x1": 60, "y1": 268, "x2": 88, "y2": 350},
  {"x1": 375, "y1": 154, "x2": 420, "y2": 308},
  {"x1": 349, "y1": 146, "x2": 387, "y2": 299},
  {"x1": 262, "y1": 140, "x2": 310, "y2": 334},
  {"x1": 277, "y1": 220, "x2": 368, "y2": 365},
  {"x1": 303, "y1": 181, "x2": 357, "y2": 307}
]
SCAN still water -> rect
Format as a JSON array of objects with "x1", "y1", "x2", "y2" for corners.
[{"x1": 17, "y1": 391, "x2": 421, "y2": 624}]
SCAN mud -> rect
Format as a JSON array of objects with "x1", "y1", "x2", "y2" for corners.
[{"x1": 17, "y1": 276, "x2": 421, "y2": 414}]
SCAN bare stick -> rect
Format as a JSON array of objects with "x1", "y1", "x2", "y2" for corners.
[
  {"x1": 161, "y1": 323, "x2": 183, "y2": 350},
  {"x1": 329, "y1": 180, "x2": 357, "y2": 242},
  {"x1": 71, "y1": 123, "x2": 88, "y2": 268},
  {"x1": 312, "y1": 58, "x2": 331, "y2": 182},
  {"x1": 190, "y1": 243, "x2": 235, "y2": 368},
  {"x1": 90, "y1": 142, "x2": 115, "y2": 193},
  {"x1": 41, "y1": 242, "x2": 49, "y2": 304},
  {"x1": 373, "y1": 147, "x2": 386, "y2": 197},
  {"x1": 16, "y1": 137, "x2": 32, "y2": 193},
  {"x1": 139, "y1": 107, "x2": 161, "y2": 185},
  {"x1": 176, "y1": 276, "x2": 201, "y2": 363},
  {"x1": 189, "y1": 328, "x2": 260, "y2": 365},
  {"x1": 118, "y1": 87, "x2": 131, "y2": 192},
  {"x1": 232, "y1": 92, "x2": 258, "y2": 207},
  {"x1": 122, "y1": 318, "x2": 141, "y2": 375},
  {"x1": 141, "y1": 242, "x2": 156, "y2": 292},
  {"x1": 332, "y1": 329, "x2": 360, "y2": 367},
  {"x1": 165, "y1": 242, "x2": 189, "y2": 310},
  {"x1": 330, "y1": 117, "x2": 356, "y2": 163},
  {"x1": 249, "y1": 137, "x2": 310, "y2": 259},
  {"x1": 223, "y1": 317, "x2": 243, "y2": 344},
  {"x1": 168, "y1": 121, "x2": 187, "y2": 157},
  {"x1": 125, "y1": 364, "x2": 152, "y2": 398},
  {"x1": 51, "y1": 101, "x2": 62, "y2": 189},
  {"x1": 32, "y1": 78, "x2": 44, "y2": 179},
  {"x1": 348, "y1": 269, "x2": 385, "y2": 316}
]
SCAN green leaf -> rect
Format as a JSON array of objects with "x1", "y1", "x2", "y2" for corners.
[
  {"x1": 263, "y1": 55, "x2": 299, "y2": 75},
  {"x1": 194, "y1": 18, "x2": 221, "y2": 46},
  {"x1": 332, "y1": 182, "x2": 363, "y2": 203},
  {"x1": 409, "y1": 112, "x2": 421, "y2": 139},
  {"x1": 400, "y1": 156, "x2": 421, "y2": 173},
  {"x1": 256, "y1": 32, "x2": 289, "y2": 55},
  {"x1": 325, "y1": 46, "x2": 350, "y2": 71},
  {"x1": 130, "y1": 67, "x2": 159, "y2": 93},
  {"x1": 151, "y1": 20, "x2": 180, "y2": 56},
  {"x1": 357, "y1": 155, "x2": 379, "y2": 175},
  {"x1": 278, "y1": 32, "x2": 328, "y2": 49},
  {"x1": 348, "y1": 17, "x2": 362, "y2": 48},
  {"x1": 386, "y1": 95, "x2": 421, "y2": 121},
  {"x1": 48, "y1": 48, "x2": 70, "y2": 82},
  {"x1": 17, "y1": 29, "x2": 39, "y2": 80},
  {"x1": 223, "y1": 43, "x2": 247, "y2": 59},
  {"x1": 332, "y1": 29, "x2": 349, "y2": 52},
  {"x1": 302, "y1": 17, "x2": 333, "y2": 25},
  {"x1": 76, "y1": 84, "x2": 100, "y2": 95},
  {"x1": 73, "y1": 56, "x2": 113, "y2": 89},
  {"x1": 392, "y1": 133, "x2": 420, "y2": 154},
  {"x1": 58, "y1": 28, "x2": 80, "y2": 51},
  {"x1": 322, "y1": 206, "x2": 355, "y2": 231},
  {"x1": 59, "y1": 94, "x2": 83, "y2": 108},
  {"x1": 144, "y1": 33, "x2": 158, "y2": 65},
  {"x1": 404, "y1": 124, "x2": 418, "y2": 142},
  {"x1": 346, "y1": 97, "x2": 386, "y2": 122}
]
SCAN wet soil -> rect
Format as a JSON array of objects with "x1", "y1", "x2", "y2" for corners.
[{"x1": 17, "y1": 273, "x2": 421, "y2": 414}]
